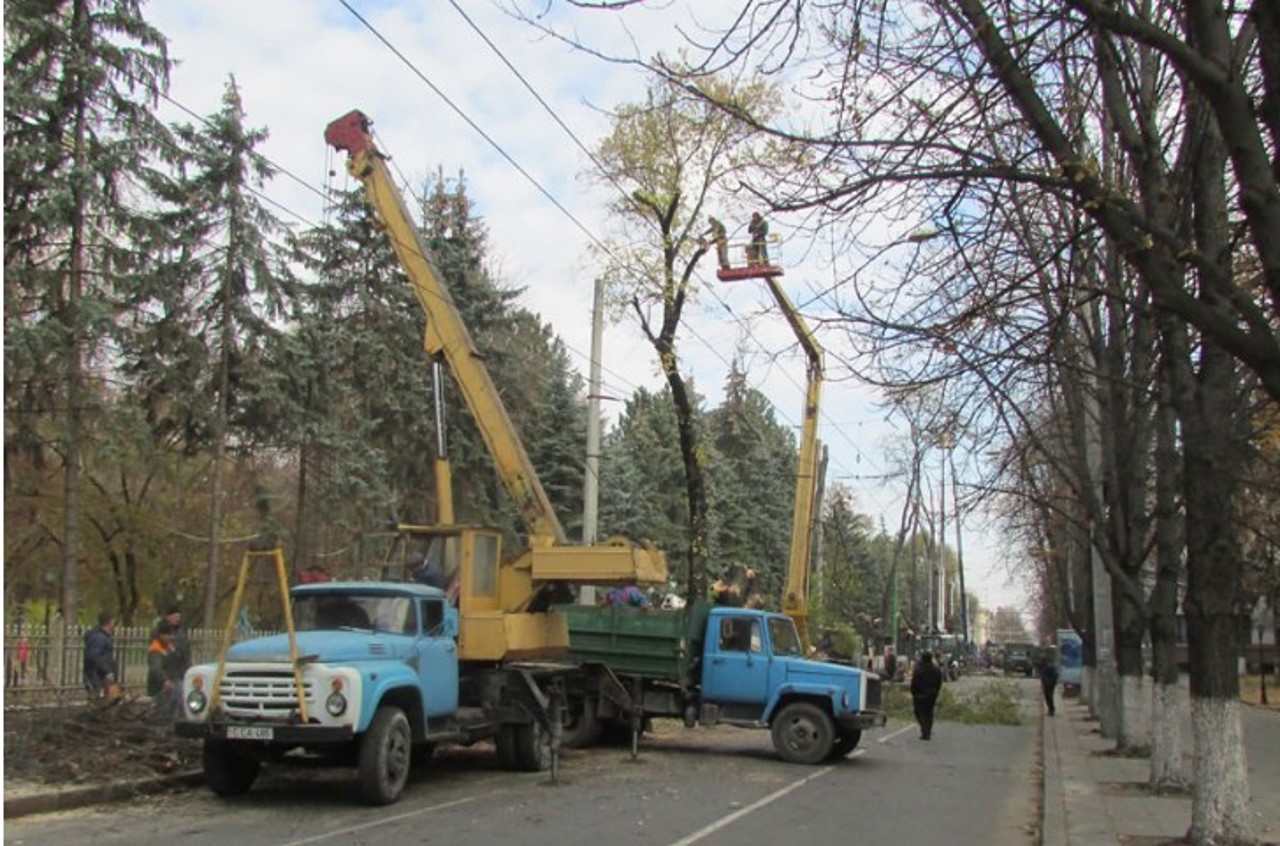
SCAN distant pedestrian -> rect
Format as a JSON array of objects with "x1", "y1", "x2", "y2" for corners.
[
  {"x1": 10, "y1": 621, "x2": 31, "y2": 686},
  {"x1": 883, "y1": 646, "x2": 898, "y2": 682},
  {"x1": 83, "y1": 611, "x2": 120, "y2": 701},
  {"x1": 910, "y1": 651, "x2": 944, "y2": 740},
  {"x1": 1038, "y1": 654, "x2": 1060, "y2": 716},
  {"x1": 147, "y1": 621, "x2": 182, "y2": 718}
]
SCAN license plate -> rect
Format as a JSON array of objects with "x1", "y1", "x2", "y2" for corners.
[{"x1": 226, "y1": 726, "x2": 274, "y2": 741}]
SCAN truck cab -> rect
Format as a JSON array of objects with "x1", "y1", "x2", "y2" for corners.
[
  {"x1": 178, "y1": 582, "x2": 498, "y2": 805},
  {"x1": 698, "y1": 607, "x2": 884, "y2": 761}
]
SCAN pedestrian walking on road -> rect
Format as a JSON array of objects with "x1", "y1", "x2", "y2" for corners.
[
  {"x1": 910, "y1": 650, "x2": 944, "y2": 740},
  {"x1": 1038, "y1": 654, "x2": 1060, "y2": 716}
]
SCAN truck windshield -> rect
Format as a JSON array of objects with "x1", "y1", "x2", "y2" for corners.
[
  {"x1": 294, "y1": 594, "x2": 415, "y2": 635},
  {"x1": 768, "y1": 618, "x2": 803, "y2": 656}
]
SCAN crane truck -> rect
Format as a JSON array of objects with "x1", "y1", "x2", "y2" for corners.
[{"x1": 175, "y1": 110, "x2": 668, "y2": 806}]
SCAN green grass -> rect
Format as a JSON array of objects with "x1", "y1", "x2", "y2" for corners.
[{"x1": 883, "y1": 679, "x2": 1023, "y2": 726}]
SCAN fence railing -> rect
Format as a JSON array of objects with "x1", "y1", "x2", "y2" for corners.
[{"x1": 2, "y1": 622, "x2": 271, "y2": 708}]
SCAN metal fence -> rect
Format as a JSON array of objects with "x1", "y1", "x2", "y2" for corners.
[{"x1": 2, "y1": 622, "x2": 268, "y2": 708}]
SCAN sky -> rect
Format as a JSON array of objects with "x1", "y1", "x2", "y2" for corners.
[{"x1": 144, "y1": 0, "x2": 1031, "y2": 616}]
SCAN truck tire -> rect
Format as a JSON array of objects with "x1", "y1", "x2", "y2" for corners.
[
  {"x1": 561, "y1": 695, "x2": 602, "y2": 748},
  {"x1": 771, "y1": 702, "x2": 835, "y2": 765},
  {"x1": 496, "y1": 725, "x2": 520, "y2": 770},
  {"x1": 827, "y1": 729, "x2": 862, "y2": 759},
  {"x1": 203, "y1": 739, "x2": 260, "y2": 796},
  {"x1": 359, "y1": 706, "x2": 412, "y2": 805},
  {"x1": 513, "y1": 721, "x2": 550, "y2": 771}
]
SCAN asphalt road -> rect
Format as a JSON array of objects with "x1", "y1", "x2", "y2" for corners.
[{"x1": 5, "y1": 677, "x2": 1041, "y2": 846}]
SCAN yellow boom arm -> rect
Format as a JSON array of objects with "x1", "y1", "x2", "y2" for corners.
[
  {"x1": 326, "y1": 110, "x2": 563, "y2": 547},
  {"x1": 764, "y1": 276, "x2": 823, "y2": 654},
  {"x1": 326, "y1": 111, "x2": 666, "y2": 659}
]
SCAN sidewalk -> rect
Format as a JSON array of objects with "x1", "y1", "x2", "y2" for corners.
[{"x1": 1041, "y1": 693, "x2": 1279, "y2": 846}]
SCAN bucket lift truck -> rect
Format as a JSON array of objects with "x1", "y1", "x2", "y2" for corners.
[{"x1": 717, "y1": 259, "x2": 823, "y2": 654}]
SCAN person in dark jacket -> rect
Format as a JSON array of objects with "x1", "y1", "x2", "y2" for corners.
[
  {"x1": 910, "y1": 650, "x2": 944, "y2": 740},
  {"x1": 747, "y1": 212, "x2": 769, "y2": 265},
  {"x1": 154, "y1": 605, "x2": 191, "y2": 679},
  {"x1": 1038, "y1": 654, "x2": 1060, "y2": 716},
  {"x1": 83, "y1": 611, "x2": 119, "y2": 700}
]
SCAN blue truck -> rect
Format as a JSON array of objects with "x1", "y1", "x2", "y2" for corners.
[
  {"x1": 559, "y1": 601, "x2": 886, "y2": 764},
  {"x1": 176, "y1": 584, "x2": 886, "y2": 806},
  {"x1": 176, "y1": 580, "x2": 570, "y2": 805}
]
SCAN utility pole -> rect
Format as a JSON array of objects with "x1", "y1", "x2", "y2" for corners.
[
  {"x1": 811, "y1": 444, "x2": 828, "y2": 608},
  {"x1": 580, "y1": 277, "x2": 605, "y2": 605},
  {"x1": 949, "y1": 446, "x2": 969, "y2": 647}
]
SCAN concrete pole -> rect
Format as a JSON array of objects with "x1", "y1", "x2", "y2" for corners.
[{"x1": 580, "y1": 277, "x2": 605, "y2": 606}]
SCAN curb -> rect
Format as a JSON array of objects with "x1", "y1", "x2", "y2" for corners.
[{"x1": 4, "y1": 771, "x2": 204, "y2": 819}]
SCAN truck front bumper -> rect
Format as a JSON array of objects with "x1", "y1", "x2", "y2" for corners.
[
  {"x1": 175, "y1": 720, "x2": 355, "y2": 745},
  {"x1": 837, "y1": 711, "x2": 888, "y2": 733}
]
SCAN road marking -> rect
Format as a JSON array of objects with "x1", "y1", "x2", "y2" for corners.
[
  {"x1": 878, "y1": 724, "x2": 916, "y2": 744},
  {"x1": 274, "y1": 794, "x2": 483, "y2": 846},
  {"x1": 665, "y1": 760, "x2": 850, "y2": 846}
]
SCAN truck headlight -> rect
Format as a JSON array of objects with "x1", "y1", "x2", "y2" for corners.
[
  {"x1": 187, "y1": 689, "x2": 208, "y2": 714},
  {"x1": 325, "y1": 692, "x2": 348, "y2": 717}
]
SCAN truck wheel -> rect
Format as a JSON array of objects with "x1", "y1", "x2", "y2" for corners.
[
  {"x1": 771, "y1": 702, "x2": 835, "y2": 765},
  {"x1": 561, "y1": 695, "x2": 602, "y2": 748},
  {"x1": 203, "y1": 739, "x2": 260, "y2": 796},
  {"x1": 495, "y1": 725, "x2": 519, "y2": 770},
  {"x1": 359, "y1": 706, "x2": 412, "y2": 805},
  {"x1": 513, "y1": 721, "x2": 550, "y2": 771},
  {"x1": 828, "y1": 729, "x2": 862, "y2": 760}
]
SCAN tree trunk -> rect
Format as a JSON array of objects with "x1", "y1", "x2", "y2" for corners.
[
  {"x1": 665, "y1": 358, "x2": 709, "y2": 601},
  {"x1": 1114, "y1": 590, "x2": 1149, "y2": 749},
  {"x1": 203, "y1": 216, "x2": 238, "y2": 627},
  {"x1": 1148, "y1": 370, "x2": 1185, "y2": 789},
  {"x1": 60, "y1": 0, "x2": 93, "y2": 628},
  {"x1": 1171, "y1": 328, "x2": 1252, "y2": 843}
]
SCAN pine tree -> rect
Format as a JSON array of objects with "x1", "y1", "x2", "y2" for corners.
[
  {"x1": 4, "y1": 0, "x2": 171, "y2": 623},
  {"x1": 130, "y1": 78, "x2": 292, "y2": 625}
]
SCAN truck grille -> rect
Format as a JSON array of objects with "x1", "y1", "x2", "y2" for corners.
[
  {"x1": 864, "y1": 676, "x2": 882, "y2": 710},
  {"x1": 219, "y1": 670, "x2": 313, "y2": 718}
]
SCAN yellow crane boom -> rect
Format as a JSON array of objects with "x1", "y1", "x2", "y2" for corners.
[{"x1": 326, "y1": 110, "x2": 666, "y2": 661}]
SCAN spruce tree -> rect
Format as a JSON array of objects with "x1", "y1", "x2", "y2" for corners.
[
  {"x1": 4, "y1": 0, "x2": 171, "y2": 623},
  {"x1": 131, "y1": 78, "x2": 292, "y2": 625}
]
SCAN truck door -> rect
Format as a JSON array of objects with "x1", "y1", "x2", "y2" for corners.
[
  {"x1": 416, "y1": 598, "x2": 459, "y2": 719},
  {"x1": 701, "y1": 615, "x2": 770, "y2": 706}
]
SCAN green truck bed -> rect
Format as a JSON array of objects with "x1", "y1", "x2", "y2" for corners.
[{"x1": 558, "y1": 602, "x2": 711, "y2": 684}]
